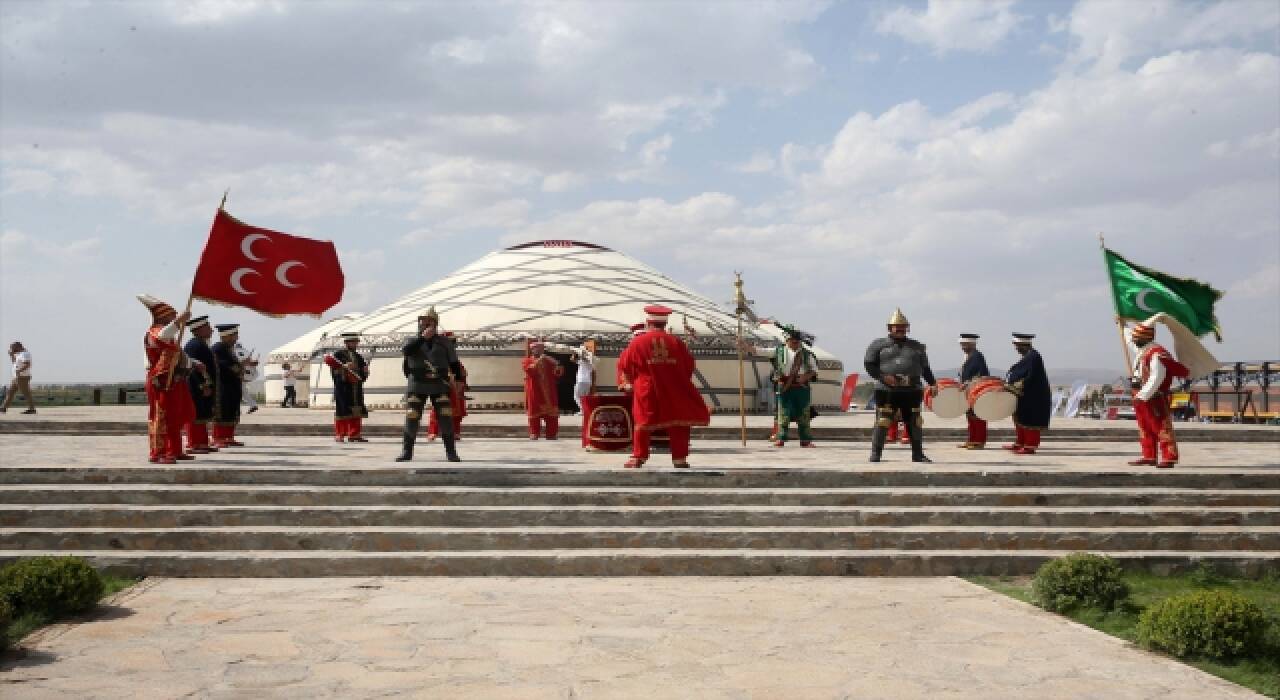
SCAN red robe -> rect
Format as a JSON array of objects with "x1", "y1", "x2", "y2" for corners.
[
  {"x1": 1135, "y1": 343, "x2": 1179, "y2": 462},
  {"x1": 522, "y1": 355, "x2": 561, "y2": 418},
  {"x1": 145, "y1": 324, "x2": 195, "y2": 459},
  {"x1": 616, "y1": 329, "x2": 710, "y2": 431}
]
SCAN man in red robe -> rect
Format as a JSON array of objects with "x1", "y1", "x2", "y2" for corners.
[
  {"x1": 137, "y1": 294, "x2": 195, "y2": 465},
  {"x1": 616, "y1": 305, "x2": 711, "y2": 468},
  {"x1": 1128, "y1": 321, "x2": 1187, "y2": 468},
  {"x1": 523, "y1": 340, "x2": 562, "y2": 439}
]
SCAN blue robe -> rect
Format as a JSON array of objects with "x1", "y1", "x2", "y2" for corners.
[
  {"x1": 960, "y1": 350, "x2": 989, "y2": 381},
  {"x1": 184, "y1": 337, "x2": 216, "y2": 422},
  {"x1": 211, "y1": 340, "x2": 243, "y2": 426},
  {"x1": 1006, "y1": 348, "x2": 1051, "y2": 430}
]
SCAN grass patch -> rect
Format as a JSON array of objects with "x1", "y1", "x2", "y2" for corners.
[
  {"x1": 968, "y1": 569, "x2": 1280, "y2": 699},
  {"x1": 2, "y1": 574, "x2": 140, "y2": 650}
]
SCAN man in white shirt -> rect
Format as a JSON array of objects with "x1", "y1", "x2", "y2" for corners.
[
  {"x1": 280, "y1": 363, "x2": 298, "y2": 407},
  {"x1": 571, "y1": 339, "x2": 597, "y2": 412},
  {"x1": 1, "y1": 341, "x2": 36, "y2": 414}
]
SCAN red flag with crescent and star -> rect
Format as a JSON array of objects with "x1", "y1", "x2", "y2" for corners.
[{"x1": 191, "y1": 209, "x2": 344, "y2": 316}]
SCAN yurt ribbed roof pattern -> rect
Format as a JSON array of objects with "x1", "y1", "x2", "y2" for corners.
[{"x1": 331, "y1": 241, "x2": 773, "y2": 342}]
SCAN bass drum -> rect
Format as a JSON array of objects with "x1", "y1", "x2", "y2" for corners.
[
  {"x1": 967, "y1": 377, "x2": 1016, "y2": 421},
  {"x1": 925, "y1": 378, "x2": 966, "y2": 419}
]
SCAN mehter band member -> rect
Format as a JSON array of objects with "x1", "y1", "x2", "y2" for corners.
[
  {"x1": 183, "y1": 315, "x2": 217, "y2": 454},
  {"x1": 211, "y1": 324, "x2": 245, "y2": 448},
  {"x1": 616, "y1": 304, "x2": 710, "y2": 468},
  {"x1": 1126, "y1": 321, "x2": 1188, "y2": 468},
  {"x1": 523, "y1": 340, "x2": 563, "y2": 440},
  {"x1": 1004, "y1": 333, "x2": 1051, "y2": 455},
  {"x1": 137, "y1": 294, "x2": 194, "y2": 464},
  {"x1": 958, "y1": 333, "x2": 990, "y2": 449},
  {"x1": 326, "y1": 332, "x2": 369, "y2": 442},
  {"x1": 864, "y1": 308, "x2": 936, "y2": 463}
]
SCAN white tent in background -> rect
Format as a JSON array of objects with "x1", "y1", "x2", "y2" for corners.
[{"x1": 265, "y1": 241, "x2": 845, "y2": 412}]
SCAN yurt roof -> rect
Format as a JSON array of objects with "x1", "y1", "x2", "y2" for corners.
[
  {"x1": 268, "y1": 313, "x2": 364, "y2": 360},
  {"x1": 285, "y1": 241, "x2": 841, "y2": 364}
]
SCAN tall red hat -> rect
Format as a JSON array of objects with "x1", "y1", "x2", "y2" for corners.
[{"x1": 136, "y1": 294, "x2": 176, "y2": 324}]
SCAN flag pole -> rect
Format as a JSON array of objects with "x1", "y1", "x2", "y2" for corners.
[
  {"x1": 1099, "y1": 233, "x2": 1134, "y2": 380},
  {"x1": 734, "y1": 272, "x2": 747, "y2": 446}
]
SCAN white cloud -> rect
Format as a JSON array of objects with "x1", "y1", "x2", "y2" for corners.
[
  {"x1": 1065, "y1": 0, "x2": 1280, "y2": 71},
  {"x1": 541, "y1": 172, "x2": 587, "y2": 192},
  {"x1": 1230, "y1": 263, "x2": 1279, "y2": 300},
  {"x1": 877, "y1": 0, "x2": 1024, "y2": 54},
  {"x1": 732, "y1": 151, "x2": 778, "y2": 174},
  {"x1": 617, "y1": 133, "x2": 674, "y2": 183}
]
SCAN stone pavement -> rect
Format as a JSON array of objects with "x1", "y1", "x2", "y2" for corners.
[{"x1": 2, "y1": 577, "x2": 1263, "y2": 699}]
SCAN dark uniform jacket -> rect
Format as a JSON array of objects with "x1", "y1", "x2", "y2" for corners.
[
  {"x1": 1006, "y1": 348, "x2": 1051, "y2": 429},
  {"x1": 864, "y1": 337, "x2": 936, "y2": 390},
  {"x1": 184, "y1": 337, "x2": 216, "y2": 421},
  {"x1": 331, "y1": 348, "x2": 369, "y2": 419},
  {"x1": 960, "y1": 350, "x2": 990, "y2": 382},
  {"x1": 402, "y1": 335, "x2": 462, "y2": 396},
  {"x1": 211, "y1": 340, "x2": 243, "y2": 425}
]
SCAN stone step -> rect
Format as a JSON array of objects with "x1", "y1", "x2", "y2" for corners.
[
  {"x1": 3, "y1": 467, "x2": 1275, "y2": 489},
  {"x1": 4, "y1": 526, "x2": 1275, "y2": 552},
  {"x1": 4, "y1": 485, "x2": 1276, "y2": 507},
  {"x1": 5, "y1": 505, "x2": 1277, "y2": 528},
  {"x1": 5, "y1": 419, "x2": 1278, "y2": 442},
  {"x1": 1, "y1": 549, "x2": 1273, "y2": 577}
]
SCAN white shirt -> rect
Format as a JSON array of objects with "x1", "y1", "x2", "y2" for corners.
[
  {"x1": 11, "y1": 350, "x2": 31, "y2": 378},
  {"x1": 575, "y1": 351, "x2": 595, "y2": 385},
  {"x1": 283, "y1": 370, "x2": 297, "y2": 387}
]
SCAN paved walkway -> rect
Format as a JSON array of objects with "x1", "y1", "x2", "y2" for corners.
[{"x1": 3, "y1": 577, "x2": 1262, "y2": 699}]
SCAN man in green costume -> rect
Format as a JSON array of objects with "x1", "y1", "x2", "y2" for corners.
[{"x1": 772, "y1": 325, "x2": 818, "y2": 448}]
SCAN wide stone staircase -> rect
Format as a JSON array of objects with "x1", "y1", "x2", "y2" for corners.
[{"x1": 1, "y1": 465, "x2": 1277, "y2": 576}]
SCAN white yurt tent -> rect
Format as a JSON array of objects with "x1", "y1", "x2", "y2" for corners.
[
  {"x1": 265, "y1": 241, "x2": 844, "y2": 412},
  {"x1": 264, "y1": 313, "x2": 364, "y2": 407}
]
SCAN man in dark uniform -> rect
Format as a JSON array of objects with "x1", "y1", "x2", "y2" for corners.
[
  {"x1": 396, "y1": 307, "x2": 462, "y2": 462},
  {"x1": 863, "y1": 308, "x2": 936, "y2": 463},
  {"x1": 211, "y1": 324, "x2": 244, "y2": 448},
  {"x1": 958, "y1": 333, "x2": 990, "y2": 449},
  {"x1": 1005, "y1": 333, "x2": 1051, "y2": 455},
  {"x1": 326, "y1": 332, "x2": 369, "y2": 443},
  {"x1": 184, "y1": 316, "x2": 218, "y2": 454}
]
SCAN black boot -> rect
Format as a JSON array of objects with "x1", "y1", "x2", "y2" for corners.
[
  {"x1": 870, "y1": 425, "x2": 887, "y2": 462},
  {"x1": 443, "y1": 435, "x2": 461, "y2": 463},
  {"x1": 396, "y1": 418, "x2": 419, "y2": 462},
  {"x1": 905, "y1": 414, "x2": 931, "y2": 463}
]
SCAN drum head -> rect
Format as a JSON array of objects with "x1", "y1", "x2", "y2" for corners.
[
  {"x1": 974, "y1": 390, "x2": 1017, "y2": 421},
  {"x1": 930, "y1": 386, "x2": 967, "y2": 419}
]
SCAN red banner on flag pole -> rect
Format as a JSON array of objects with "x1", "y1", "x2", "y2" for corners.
[{"x1": 191, "y1": 210, "x2": 344, "y2": 317}]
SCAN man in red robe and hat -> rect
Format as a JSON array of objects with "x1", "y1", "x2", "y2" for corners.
[
  {"x1": 523, "y1": 340, "x2": 563, "y2": 439},
  {"x1": 137, "y1": 294, "x2": 195, "y2": 464},
  {"x1": 616, "y1": 304, "x2": 711, "y2": 468},
  {"x1": 1127, "y1": 320, "x2": 1188, "y2": 468}
]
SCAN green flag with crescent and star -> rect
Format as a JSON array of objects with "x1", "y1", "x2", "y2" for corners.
[{"x1": 1103, "y1": 247, "x2": 1224, "y2": 341}]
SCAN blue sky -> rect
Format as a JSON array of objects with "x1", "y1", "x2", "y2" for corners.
[{"x1": 1, "y1": 0, "x2": 1277, "y2": 382}]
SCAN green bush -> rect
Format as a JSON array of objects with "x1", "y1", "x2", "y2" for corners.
[
  {"x1": 1138, "y1": 590, "x2": 1269, "y2": 661},
  {"x1": 0, "y1": 556, "x2": 104, "y2": 618},
  {"x1": 0, "y1": 597, "x2": 11, "y2": 651},
  {"x1": 1032, "y1": 553, "x2": 1130, "y2": 612}
]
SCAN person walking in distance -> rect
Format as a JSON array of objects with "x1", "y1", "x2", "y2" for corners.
[
  {"x1": 1, "y1": 341, "x2": 36, "y2": 414},
  {"x1": 280, "y1": 363, "x2": 298, "y2": 407}
]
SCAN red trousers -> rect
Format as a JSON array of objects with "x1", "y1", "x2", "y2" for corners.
[
  {"x1": 633, "y1": 425, "x2": 690, "y2": 461},
  {"x1": 966, "y1": 412, "x2": 987, "y2": 445},
  {"x1": 186, "y1": 422, "x2": 211, "y2": 450},
  {"x1": 1013, "y1": 425, "x2": 1041, "y2": 450},
  {"x1": 1135, "y1": 395, "x2": 1179, "y2": 463},
  {"x1": 334, "y1": 417, "x2": 363, "y2": 439},
  {"x1": 427, "y1": 412, "x2": 462, "y2": 438},
  {"x1": 528, "y1": 414, "x2": 559, "y2": 439},
  {"x1": 147, "y1": 381, "x2": 193, "y2": 460},
  {"x1": 212, "y1": 423, "x2": 238, "y2": 444}
]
